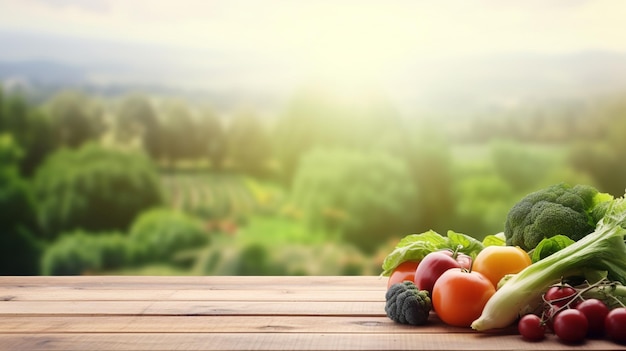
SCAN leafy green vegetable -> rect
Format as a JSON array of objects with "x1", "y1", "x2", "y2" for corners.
[
  {"x1": 381, "y1": 230, "x2": 483, "y2": 276},
  {"x1": 482, "y1": 232, "x2": 506, "y2": 247},
  {"x1": 530, "y1": 235, "x2": 575, "y2": 263},
  {"x1": 472, "y1": 194, "x2": 626, "y2": 331}
]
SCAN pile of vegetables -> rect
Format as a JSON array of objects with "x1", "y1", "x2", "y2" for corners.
[{"x1": 382, "y1": 182, "x2": 626, "y2": 345}]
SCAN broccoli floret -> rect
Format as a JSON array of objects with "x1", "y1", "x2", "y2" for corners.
[
  {"x1": 504, "y1": 183, "x2": 613, "y2": 251},
  {"x1": 384, "y1": 281, "x2": 431, "y2": 325}
]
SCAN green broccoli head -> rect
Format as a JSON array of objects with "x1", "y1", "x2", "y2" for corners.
[
  {"x1": 385, "y1": 281, "x2": 431, "y2": 325},
  {"x1": 504, "y1": 183, "x2": 613, "y2": 251}
]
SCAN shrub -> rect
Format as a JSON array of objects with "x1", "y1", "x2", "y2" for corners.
[
  {"x1": 34, "y1": 143, "x2": 164, "y2": 238},
  {"x1": 290, "y1": 148, "x2": 418, "y2": 253},
  {"x1": 128, "y1": 208, "x2": 209, "y2": 265},
  {"x1": 41, "y1": 230, "x2": 128, "y2": 275}
]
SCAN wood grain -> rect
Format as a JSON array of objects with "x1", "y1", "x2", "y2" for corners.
[{"x1": 0, "y1": 276, "x2": 623, "y2": 351}]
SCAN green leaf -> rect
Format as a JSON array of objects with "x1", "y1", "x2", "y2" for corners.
[
  {"x1": 531, "y1": 235, "x2": 575, "y2": 263},
  {"x1": 380, "y1": 230, "x2": 448, "y2": 276},
  {"x1": 395, "y1": 230, "x2": 448, "y2": 248},
  {"x1": 482, "y1": 232, "x2": 506, "y2": 247},
  {"x1": 446, "y1": 230, "x2": 484, "y2": 258}
]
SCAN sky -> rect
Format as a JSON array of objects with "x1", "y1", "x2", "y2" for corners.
[{"x1": 1, "y1": 0, "x2": 625, "y2": 104}]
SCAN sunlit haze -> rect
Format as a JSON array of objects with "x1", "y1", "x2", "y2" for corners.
[{"x1": 1, "y1": 0, "x2": 626, "y2": 108}]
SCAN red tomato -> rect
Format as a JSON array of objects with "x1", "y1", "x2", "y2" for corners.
[
  {"x1": 605, "y1": 307, "x2": 626, "y2": 344},
  {"x1": 414, "y1": 250, "x2": 472, "y2": 294},
  {"x1": 386, "y1": 261, "x2": 420, "y2": 289},
  {"x1": 576, "y1": 299, "x2": 609, "y2": 337},
  {"x1": 432, "y1": 268, "x2": 496, "y2": 327},
  {"x1": 544, "y1": 284, "x2": 578, "y2": 307},
  {"x1": 553, "y1": 309, "x2": 588, "y2": 343},
  {"x1": 518, "y1": 314, "x2": 546, "y2": 341}
]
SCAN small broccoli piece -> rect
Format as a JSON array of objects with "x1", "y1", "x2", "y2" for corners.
[
  {"x1": 504, "y1": 183, "x2": 613, "y2": 251},
  {"x1": 385, "y1": 281, "x2": 431, "y2": 325}
]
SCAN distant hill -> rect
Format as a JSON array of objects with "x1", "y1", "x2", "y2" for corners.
[{"x1": 1, "y1": 29, "x2": 626, "y2": 112}]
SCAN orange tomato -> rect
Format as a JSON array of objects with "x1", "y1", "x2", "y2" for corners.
[
  {"x1": 432, "y1": 268, "x2": 495, "y2": 327},
  {"x1": 387, "y1": 261, "x2": 420, "y2": 289},
  {"x1": 472, "y1": 246, "x2": 532, "y2": 288}
]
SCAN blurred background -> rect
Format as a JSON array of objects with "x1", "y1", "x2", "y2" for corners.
[{"x1": 1, "y1": 0, "x2": 626, "y2": 276}]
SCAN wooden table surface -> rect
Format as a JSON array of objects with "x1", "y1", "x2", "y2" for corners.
[{"x1": 0, "y1": 275, "x2": 624, "y2": 351}]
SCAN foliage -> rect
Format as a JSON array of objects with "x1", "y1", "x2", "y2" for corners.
[
  {"x1": 197, "y1": 215, "x2": 374, "y2": 276},
  {"x1": 453, "y1": 173, "x2": 515, "y2": 238},
  {"x1": 128, "y1": 208, "x2": 209, "y2": 265},
  {"x1": 196, "y1": 108, "x2": 227, "y2": 170},
  {"x1": 227, "y1": 109, "x2": 273, "y2": 177},
  {"x1": 40, "y1": 230, "x2": 128, "y2": 275},
  {"x1": 569, "y1": 140, "x2": 626, "y2": 197},
  {"x1": 272, "y1": 88, "x2": 408, "y2": 184},
  {"x1": 406, "y1": 123, "x2": 455, "y2": 232},
  {"x1": 46, "y1": 90, "x2": 105, "y2": 148},
  {"x1": 291, "y1": 148, "x2": 418, "y2": 253},
  {"x1": 0, "y1": 133, "x2": 41, "y2": 274},
  {"x1": 490, "y1": 139, "x2": 554, "y2": 192},
  {"x1": 115, "y1": 93, "x2": 161, "y2": 159},
  {"x1": 34, "y1": 143, "x2": 164, "y2": 238},
  {"x1": 0, "y1": 90, "x2": 56, "y2": 176},
  {"x1": 163, "y1": 173, "x2": 283, "y2": 224}
]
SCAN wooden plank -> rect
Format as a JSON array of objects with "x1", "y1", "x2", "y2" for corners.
[
  {"x1": 0, "y1": 300, "x2": 386, "y2": 316},
  {"x1": 0, "y1": 288, "x2": 384, "y2": 302},
  {"x1": 0, "y1": 333, "x2": 622, "y2": 351},
  {"x1": 0, "y1": 315, "x2": 472, "y2": 334},
  {"x1": 0, "y1": 276, "x2": 388, "y2": 290}
]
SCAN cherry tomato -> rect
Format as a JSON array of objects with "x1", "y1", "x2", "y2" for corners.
[
  {"x1": 576, "y1": 299, "x2": 609, "y2": 337},
  {"x1": 432, "y1": 268, "x2": 495, "y2": 327},
  {"x1": 518, "y1": 314, "x2": 545, "y2": 341},
  {"x1": 541, "y1": 304, "x2": 561, "y2": 331},
  {"x1": 544, "y1": 284, "x2": 578, "y2": 307},
  {"x1": 387, "y1": 261, "x2": 420, "y2": 289},
  {"x1": 553, "y1": 309, "x2": 588, "y2": 344},
  {"x1": 471, "y1": 245, "x2": 532, "y2": 288},
  {"x1": 414, "y1": 250, "x2": 472, "y2": 294},
  {"x1": 605, "y1": 307, "x2": 626, "y2": 344}
]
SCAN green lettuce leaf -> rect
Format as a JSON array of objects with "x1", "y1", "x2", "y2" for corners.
[
  {"x1": 482, "y1": 232, "x2": 506, "y2": 247},
  {"x1": 380, "y1": 230, "x2": 484, "y2": 276},
  {"x1": 530, "y1": 235, "x2": 575, "y2": 263}
]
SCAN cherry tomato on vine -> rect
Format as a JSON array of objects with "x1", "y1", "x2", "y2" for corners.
[
  {"x1": 387, "y1": 261, "x2": 420, "y2": 289},
  {"x1": 541, "y1": 304, "x2": 560, "y2": 331},
  {"x1": 605, "y1": 307, "x2": 626, "y2": 344},
  {"x1": 432, "y1": 268, "x2": 495, "y2": 327},
  {"x1": 518, "y1": 314, "x2": 545, "y2": 341},
  {"x1": 576, "y1": 299, "x2": 609, "y2": 337},
  {"x1": 544, "y1": 284, "x2": 578, "y2": 307},
  {"x1": 553, "y1": 309, "x2": 588, "y2": 344},
  {"x1": 471, "y1": 245, "x2": 532, "y2": 288}
]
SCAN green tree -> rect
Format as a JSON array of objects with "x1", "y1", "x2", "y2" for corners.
[
  {"x1": 406, "y1": 123, "x2": 455, "y2": 232},
  {"x1": 47, "y1": 90, "x2": 105, "y2": 148},
  {"x1": 0, "y1": 134, "x2": 41, "y2": 275},
  {"x1": 291, "y1": 148, "x2": 419, "y2": 253},
  {"x1": 197, "y1": 108, "x2": 226, "y2": 170},
  {"x1": 34, "y1": 143, "x2": 164, "y2": 239},
  {"x1": 116, "y1": 94, "x2": 161, "y2": 159},
  {"x1": 227, "y1": 109, "x2": 272, "y2": 176},
  {"x1": 273, "y1": 87, "x2": 409, "y2": 184},
  {"x1": 159, "y1": 100, "x2": 196, "y2": 165},
  {"x1": 568, "y1": 98, "x2": 626, "y2": 196}
]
